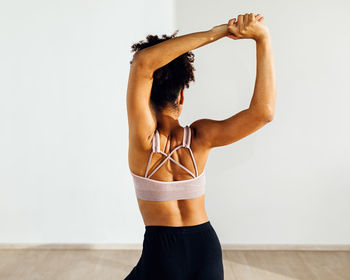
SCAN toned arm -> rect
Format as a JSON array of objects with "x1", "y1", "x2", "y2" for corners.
[
  {"x1": 126, "y1": 25, "x2": 230, "y2": 149},
  {"x1": 192, "y1": 14, "x2": 276, "y2": 149}
]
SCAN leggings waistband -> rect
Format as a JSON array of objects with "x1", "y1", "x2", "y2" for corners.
[{"x1": 145, "y1": 220, "x2": 212, "y2": 234}]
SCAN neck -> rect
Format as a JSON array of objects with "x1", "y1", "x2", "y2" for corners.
[{"x1": 155, "y1": 112, "x2": 181, "y2": 135}]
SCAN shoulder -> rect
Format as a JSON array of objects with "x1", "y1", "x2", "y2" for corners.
[{"x1": 189, "y1": 119, "x2": 214, "y2": 151}]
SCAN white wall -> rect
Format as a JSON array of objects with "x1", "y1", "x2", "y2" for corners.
[
  {"x1": 1, "y1": 0, "x2": 349, "y2": 245},
  {"x1": 176, "y1": 0, "x2": 350, "y2": 244},
  {"x1": 0, "y1": 0, "x2": 175, "y2": 243}
]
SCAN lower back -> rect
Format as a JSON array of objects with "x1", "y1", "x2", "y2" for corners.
[{"x1": 137, "y1": 195, "x2": 209, "y2": 226}]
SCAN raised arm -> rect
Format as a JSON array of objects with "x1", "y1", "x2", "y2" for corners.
[
  {"x1": 192, "y1": 13, "x2": 276, "y2": 149},
  {"x1": 132, "y1": 24, "x2": 229, "y2": 78},
  {"x1": 127, "y1": 25, "x2": 229, "y2": 149}
]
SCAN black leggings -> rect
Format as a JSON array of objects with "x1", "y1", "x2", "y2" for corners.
[{"x1": 124, "y1": 220, "x2": 224, "y2": 280}]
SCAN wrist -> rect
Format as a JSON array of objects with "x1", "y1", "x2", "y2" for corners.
[
  {"x1": 209, "y1": 23, "x2": 229, "y2": 41},
  {"x1": 254, "y1": 30, "x2": 270, "y2": 43}
]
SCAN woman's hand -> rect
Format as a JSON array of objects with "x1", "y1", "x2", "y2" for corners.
[{"x1": 226, "y1": 13, "x2": 269, "y2": 41}]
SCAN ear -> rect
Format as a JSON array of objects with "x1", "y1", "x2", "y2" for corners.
[{"x1": 179, "y1": 88, "x2": 185, "y2": 105}]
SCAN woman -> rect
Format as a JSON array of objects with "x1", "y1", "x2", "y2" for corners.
[{"x1": 125, "y1": 12, "x2": 275, "y2": 280}]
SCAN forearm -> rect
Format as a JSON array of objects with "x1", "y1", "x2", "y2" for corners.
[
  {"x1": 249, "y1": 33, "x2": 276, "y2": 119},
  {"x1": 134, "y1": 24, "x2": 229, "y2": 72}
]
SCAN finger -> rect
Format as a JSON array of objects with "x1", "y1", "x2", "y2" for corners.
[
  {"x1": 249, "y1": 13, "x2": 255, "y2": 22},
  {"x1": 228, "y1": 21, "x2": 240, "y2": 38},
  {"x1": 227, "y1": 18, "x2": 238, "y2": 37},
  {"x1": 255, "y1": 13, "x2": 264, "y2": 22},
  {"x1": 243, "y1": 13, "x2": 249, "y2": 26},
  {"x1": 237, "y1": 14, "x2": 244, "y2": 31},
  {"x1": 255, "y1": 13, "x2": 263, "y2": 20},
  {"x1": 228, "y1": 18, "x2": 236, "y2": 26}
]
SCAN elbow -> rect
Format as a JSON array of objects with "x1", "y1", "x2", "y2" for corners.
[
  {"x1": 131, "y1": 51, "x2": 144, "y2": 66},
  {"x1": 261, "y1": 108, "x2": 274, "y2": 122},
  {"x1": 250, "y1": 106, "x2": 275, "y2": 122},
  {"x1": 131, "y1": 51, "x2": 154, "y2": 78},
  {"x1": 132, "y1": 50, "x2": 150, "y2": 68},
  {"x1": 263, "y1": 113, "x2": 274, "y2": 122}
]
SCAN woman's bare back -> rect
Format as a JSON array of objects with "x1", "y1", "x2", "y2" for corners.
[{"x1": 128, "y1": 124, "x2": 211, "y2": 226}]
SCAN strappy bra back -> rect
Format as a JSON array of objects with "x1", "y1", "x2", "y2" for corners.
[{"x1": 130, "y1": 125, "x2": 206, "y2": 201}]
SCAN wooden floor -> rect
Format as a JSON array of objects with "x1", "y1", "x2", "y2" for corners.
[{"x1": 1, "y1": 249, "x2": 349, "y2": 280}]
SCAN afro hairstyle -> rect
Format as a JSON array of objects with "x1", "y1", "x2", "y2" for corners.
[{"x1": 130, "y1": 30, "x2": 196, "y2": 112}]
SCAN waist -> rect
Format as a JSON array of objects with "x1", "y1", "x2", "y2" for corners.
[
  {"x1": 137, "y1": 195, "x2": 208, "y2": 226},
  {"x1": 145, "y1": 220, "x2": 212, "y2": 234}
]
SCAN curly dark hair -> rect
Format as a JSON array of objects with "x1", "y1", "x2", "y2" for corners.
[{"x1": 130, "y1": 30, "x2": 196, "y2": 112}]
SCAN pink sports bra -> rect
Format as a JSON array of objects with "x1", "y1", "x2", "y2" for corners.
[{"x1": 130, "y1": 125, "x2": 206, "y2": 201}]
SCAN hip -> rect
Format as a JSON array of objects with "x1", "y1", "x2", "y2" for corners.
[
  {"x1": 142, "y1": 220, "x2": 223, "y2": 266},
  {"x1": 125, "y1": 221, "x2": 224, "y2": 279}
]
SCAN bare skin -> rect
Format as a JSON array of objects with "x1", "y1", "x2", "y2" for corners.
[{"x1": 127, "y1": 13, "x2": 276, "y2": 226}]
